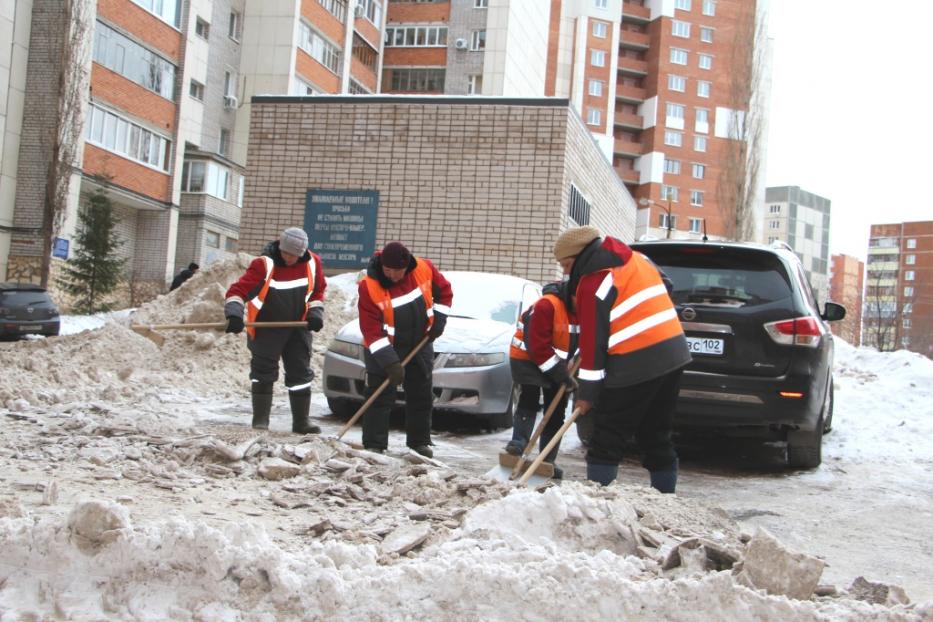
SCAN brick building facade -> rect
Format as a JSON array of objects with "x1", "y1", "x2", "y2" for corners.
[{"x1": 829, "y1": 253, "x2": 863, "y2": 346}]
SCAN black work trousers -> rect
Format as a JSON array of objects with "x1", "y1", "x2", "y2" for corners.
[
  {"x1": 516, "y1": 382, "x2": 568, "y2": 451},
  {"x1": 586, "y1": 368, "x2": 683, "y2": 472},
  {"x1": 248, "y1": 329, "x2": 313, "y2": 390},
  {"x1": 362, "y1": 354, "x2": 433, "y2": 451}
]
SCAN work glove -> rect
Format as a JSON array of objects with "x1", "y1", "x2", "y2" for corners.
[
  {"x1": 427, "y1": 322, "x2": 444, "y2": 342},
  {"x1": 307, "y1": 315, "x2": 323, "y2": 332},
  {"x1": 225, "y1": 316, "x2": 244, "y2": 334},
  {"x1": 385, "y1": 361, "x2": 405, "y2": 386},
  {"x1": 546, "y1": 359, "x2": 577, "y2": 393}
]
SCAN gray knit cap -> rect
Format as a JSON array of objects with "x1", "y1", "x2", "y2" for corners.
[{"x1": 279, "y1": 227, "x2": 308, "y2": 256}]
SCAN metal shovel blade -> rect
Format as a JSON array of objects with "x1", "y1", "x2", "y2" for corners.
[{"x1": 484, "y1": 452, "x2": 555, "y2": 487}]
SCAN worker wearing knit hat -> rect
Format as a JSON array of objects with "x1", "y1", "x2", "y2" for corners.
[
  {"x1": 380, "y1": 241, "x2": 411, "y2": 270},
  {"x1": 553, "y1": 225, "x2": 601, "y2": 262},
  {"x1": 279, "y1": 227, "x2": 309, "y2": 258}
]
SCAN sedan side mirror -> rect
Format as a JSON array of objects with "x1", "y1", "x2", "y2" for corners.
[{"x1": 821, "y1": 301, "x2": 846, "y2": 322}]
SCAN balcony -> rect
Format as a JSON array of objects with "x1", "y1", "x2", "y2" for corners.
[
  {"x1": 620, "y1": 30, "x2": 650, "y2": 49},
  {"x1": 616, "y1": 83, "x2": 646, "y2": 102},
  {"x1": 622, "y1": 3, "x2": 650, "y2": 23},
  {"x1": 614, "y1": 111, "x2": 643, "y2": 130},
  {"x1": 618, "y1": 56, "x2": 648, "y2": 75},
  {"x1": 614, "y1": 139, "x2": 644, "y2": 157},
  {"x1": 616, "y1": 168, "x2": 640, "y2": 184}
]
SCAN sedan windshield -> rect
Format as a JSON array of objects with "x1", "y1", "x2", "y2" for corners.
[{"x1": 446, "y1": 274, "x2": 522, "y2": 323}]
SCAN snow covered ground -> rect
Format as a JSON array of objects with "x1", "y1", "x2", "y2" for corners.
[{"x1": 1, "y1": 257, "x2": 931, "y2": 621}]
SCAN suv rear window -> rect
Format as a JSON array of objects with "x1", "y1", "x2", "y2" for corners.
[
  {"x1": 638, "y1": 246, "x2": 793, "y2": 308},
  {"x1": 0, "y1": 290, "x2": 53, "y2": 307}
]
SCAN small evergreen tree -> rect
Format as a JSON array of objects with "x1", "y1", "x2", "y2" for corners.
[{"x1": 57, "y1": 189, "x2": 126, "y2": 313}]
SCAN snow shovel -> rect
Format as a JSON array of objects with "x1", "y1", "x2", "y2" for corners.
[
  {"x1": 130, "y1": 321, "x2": 307, "y2": 346},
  {"x1": 485, "y1": 358, "x2": 581, "y2": 484},
  {"x1": 333, "y1": 333, "x2": 432, "y2": 447},
  {"x1": 517, "y1": 405, "x2": 584, "y2": 487}
]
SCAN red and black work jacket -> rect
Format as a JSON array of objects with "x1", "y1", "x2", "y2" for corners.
[
  {"x1": 570, "y1": 236, "x2": 691, "y2": 404},
  {"x1": 509, "y1": 288, "x2": 578, "y2": 387},
  {"x1": 224, "y1": 243, "x2": 326, "y2": 339},
  {"x1": 358, "y1": 251, "x2": 453, "y2": 370}
]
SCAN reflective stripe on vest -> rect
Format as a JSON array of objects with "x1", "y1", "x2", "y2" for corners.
[
  {"x1": 245, "y1": 256, "x2": 317, "y2": 338},
  {"x1": 362, "y1": 257, "x2": 435, "y2": 350},
  {"x1": 509, "y1": 293, "x2": 572, "y2": 372}
]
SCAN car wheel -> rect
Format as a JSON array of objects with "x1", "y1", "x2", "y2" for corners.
[
  {"x1": 327, "y1": 397, "x2": 360, "y2": 420},
  {"x1": 822, "y1": 380, "x2": 835, "y2": 434},
  {"x1": 787, "y1": 414, "x2": 823, "y2": 469}
]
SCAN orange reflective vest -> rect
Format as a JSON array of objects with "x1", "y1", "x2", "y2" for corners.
[
  {"x1": 509, "y1": 293, "x2": 573, "y2": 365},
  {"x1": 245, "y1": 256, "x2": 317, "y2": 338},
  {"x1": 362, "y1": 257, "x2": 435, "y2": 345}
]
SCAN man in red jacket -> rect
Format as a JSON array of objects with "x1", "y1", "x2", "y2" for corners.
[
  {"x1": 555, "y1": 225, "x2": 691, "y2": 492},
  {"x1": 357, "y1": 242, "x2": 453, "y2": 457},
  {"x1": 224, "y1": 227, "x2": 327, "y2": 433}
]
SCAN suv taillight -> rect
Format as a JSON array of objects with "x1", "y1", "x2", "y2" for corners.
[{"x1": 764, "y1": 316, "x2": 822, "y2": 348}]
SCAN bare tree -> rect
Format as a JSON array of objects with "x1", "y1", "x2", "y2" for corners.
[
  {"x1": 862, "y1": 268, "x2": 899, "y2": 352},
  {"x1": 39, "y1": 0, "x2": 92, "y2": 287},
  {"x1": 715, "y1": 1, "x2": 767, "y2": 242}
]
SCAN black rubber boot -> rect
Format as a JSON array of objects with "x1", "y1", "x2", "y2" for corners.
[
  {"x1": 289, "y1": 390, "x2": 321, "y2": 434},
  {"x1": 649, "y1": 457, "x2": 678, "y2": 493},
  {"x1": 586, "y1": 462, "x2": 618, "y2": 486},
  {"x1": 505, "y1": 408, "x2": 536, "y2": 455},
  {"x1": 251, "y1": 382, "x2": 273, "y2": 430}
]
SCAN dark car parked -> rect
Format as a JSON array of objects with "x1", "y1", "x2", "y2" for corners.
[
  {"x1": 624, "y1": 240, "x2": 845, "y2": 469},
  {"x1": 0, "y1": 283, "x2": 61, "y2": 339}
]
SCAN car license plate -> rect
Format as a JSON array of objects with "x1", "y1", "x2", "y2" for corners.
[
  {"x1": 20, "y1": 325, "x2": 42, "y2": 331},
  {"x1": 686, "y1": 336, "x2": 724, "y2": 356}
]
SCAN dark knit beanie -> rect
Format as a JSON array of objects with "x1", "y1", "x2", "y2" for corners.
[{"x1": 381, "y1": 242, "x2": 411, "y2": 269}]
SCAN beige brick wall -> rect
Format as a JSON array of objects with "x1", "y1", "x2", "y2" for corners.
[{"x1": 243, "y1": 97, "x2": 634, "y2": 283}]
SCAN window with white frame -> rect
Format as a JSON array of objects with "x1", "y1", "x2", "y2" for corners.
[
  {"x1": 702, "y1": 0, "x2": 716, "y2": 16},
  {"x1": 907, "y1": 238, "x2": 917, "y2": 248},
  {"x1": 586, "y1": 108, "x2": 601, "y2": 125},
  {"x1": 664, "y1": 159, "x2": 681, "y2": 174},
  {"x1": 385, "y1": 25, "x2": 449, "y2": 47},
  {"x1": 692, "y1": 163, "x2": 705, "y2": 179},
  {"x1": 672, "y1": 21, "x2": 690, "y2": 38},
  {"x1": 694, "y1": 135, "x2": 707, "y2": 151},
  {"x1": 659, "y1": 213, "x2": 677, "y2": 229},
  {"x1": 475, "y1": 0, "x2": 488, "y2": 7},
  {"x1": 906, "y1": 254, "x2": 916, "y2": 265},
  {"x1": 697, "y1": 80, "x2": 710, "y2": 97},
  {"x1": 299, "y1": 22, "x2": 341, "y2": 73},
  {"x1": 225, "y1": 237, "x2": 238, "y2": 252},
  {"x1": 595, "y1": 0, "x2": 608, "y2": 8},
  {"x1": 205, "y1": 230, "x2": 220, "y2": 249},
  {"x1": 661, "y1": 185, "x2": 679, "y2": 201},
  {"x1": 769, "y1": 204, "x2": 781, "y2": 213},
  {"x1": 130, "y1": 0, "x2": 179, "y2": 27},
  {"x1": 224, "y1": 70, "x2": 236, "y2": 97},
  {"x1": 568, "y1": 184, "x2": 592, "y2": 225},
  {"x1": 228, "y1": 11, "x2": 241, "y2": 40},
  {"x1": 691, "y1": 190, "x2": 704, "y2": 206},
  {"x1": 195, "y1": 17, "x2": 210, "y2": 39},
  {"x1": 905, "y1": 270, "x2": 915, "y2": 281},
  {"x1": 664, "y1": 130, "x2": 683, "y2": 146},
  {"x1": 317, "y1": 0, "x2": 348, "y2": 22},
  {"x1": 85, "y1": 103, "x2": 171, "y2": 171},
  {"x1": 904, "y1": 286, "x2": 914, "y2": 297},
  {"x1": 698, "y1": 53, "x2": 712, "y2": 69},
  {"x1": 357, "y1": 0, "x2": 382, "y2": 25},
  {"x1": 93, "y1": 21, "x2": 176, "y2": 99},
  {"x1": 675, "y1": 0, "x2": 691, "y2": 9},
  {"x1": 467, "y1": 74, "x2": 483, "y2": 95},
  {"x1": 903, "y1": 318, "x2": 912, "y2": 329},
  {"x1": 695, "y1": 107, "x2": 709, "y2": 132},
  {"x1": 670, "y1": 48, "x2": 688, "y2": 65},
  {"x1": 588, "y1": 79, "x2": 604, "y2": 96},
  {"x1": 593, "y1": 21, "x2": 608, "y2": 38},
  {"x1": 219, "y1": 129, "x2": 230, "y2": 156},
  {"x1": 769, "y1": 220, "x2": 780, "y2": 229},
  {"x1": 666, "y1": 102, "x2": 685, "y2": 119},
  {"x1": 591, "y1": 49, "x2": 606, "y2": 66},
  {"x1": 904, "y1": 303, "x2": 913, "y2": 314},
  {"x1": 388, "y1": 67, "x2": 445, "y2": 92},
  {"x1": 189, "y1": 80, "x2": 204, "y2": 101},
  {"x1": 668, "y1": 74, "x2": 686, "y2": 92},
  {"x1": 471, "y1": 29, "x2": 486, "y2": 50},
  {"x1": 700, "y1": 26, "x2": 713, "y2": 42},
  {"x1": 181, "y1": 160, "x2": 234, "y2": 201},
  {"x1": 348, "y1": 78, "x2": 370, "y2": 94},
  {"x1": 689, "y1": 217, "x2": 702, "y2": 233}
]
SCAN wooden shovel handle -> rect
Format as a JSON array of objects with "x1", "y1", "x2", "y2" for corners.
[
  {"x1": 510, "y1": 357, "x2": 581, "y2": 479},
  {"x1": 336, "y1": 333, "x2": 432, "y2": 441},
  {"x1": 518, "y1": 406, "x2": 584, "y2": 486},
  {"x1": 131, "y1": 321, "x2": 307, "y2": 331}
]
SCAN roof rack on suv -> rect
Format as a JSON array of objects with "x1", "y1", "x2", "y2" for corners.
[{"x1": 769, "y1": 240, "x2": 795, "y2": 253}]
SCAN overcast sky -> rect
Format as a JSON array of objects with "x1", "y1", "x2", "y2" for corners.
[{"x1": 765, "y1": 1, "x2": 931, "y2": 261}]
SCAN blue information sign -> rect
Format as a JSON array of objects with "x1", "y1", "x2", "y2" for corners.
[
  {"x1": 52, "y1": 237, "x2": 69, "y2": 259},
  {"x1": 304, "y1": 189, "x2": 379, "y2": 269}
]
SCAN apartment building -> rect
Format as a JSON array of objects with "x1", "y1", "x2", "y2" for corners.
[
  {"x1": 829, "y1": 253, "x2": 863, "y2": 346},
  {"x1": 864, "y1": 221, "x2": 933, "y2": 357},
  {"x1": 764, "y1": 186, "x2": 831, "y2": 304}
]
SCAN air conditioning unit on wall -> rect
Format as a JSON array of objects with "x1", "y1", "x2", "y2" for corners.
[
  {"x1": 454, "y1": 38, "x2": 468, "y2": 50},
  {"x1": 223, "y1": 95, "x2": 238, "y2": 110}
]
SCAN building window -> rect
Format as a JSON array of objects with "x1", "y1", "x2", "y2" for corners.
[
  {"x1": 661, "y1": 185, "x2": 679, "y2": 202},
  {"x1": 593, "y1": 21, "x2": 608, "y2": 38},
  {"x1": 670, "y1": 48, "x2": 688, "y2": 65},
  {"x1": 586, "y1": 108, "x2": 601, "y2": 125},
  {"x1": 694, "y1": 135, "x2": 707, "y2": 151},
  {"x1": 317, "y1": 0, "x2": 348, "y2": 23},
  {"x1": 689, "y1": 217, "x2": 702, "y2": 233},
  {"x1": 691, "y1": 190, "x2": 704, "y2": 206},
  {"x1": 591, "y1": 49, "x2": 606, "y2": 67},
  {"x1": 702, "y1": 0, "x2": 716, "y2": 16},
  {"x1": 906, "y1": 254, "x2": 916, "y2": 265},
  {"x1": 906, "y1": 238, "x2": 917, "y2": 249},
  {"x1": 697, "y1": 80, "x2": 710, "y2": 97},
  {"x1": 299, "y1": 22, "x2": 342, "y2": 73},
  {"x1": 93, "y1": 21, "x2": 176, "y2": 99},
  {"x1": 664, "y1": 130, "x2": 683, "y2": 147},
  {"x1": 228, "y1": 11, "x2": 241, "y2": 40},
  {"x1": 181, "y1": 160, "x2": 238, "y2": 202},
  {"x1": 387, "y1": 67, "x2": 445, "y2": 92},
  {"x1": 666, "y1": 103, "x2": 685, "y2": 129},
  {"x1": 475, "y1": 0, "x2": 488, "y2": 7},
  {"x1": 385, "y1": 26, "x2": 449, "y2": 47},
  {"x1": 568, "y1": 184, "x2": 592, "y2": 225},
  {"x1": 659, "y1": 213, "x2": 677, "y2": 230},
  {"x1": 692, "y1": 163, "x2": 705, "y2": 179},
  {"x1": 467, "y1": 74, "x2": 483, "y2": 94},
  {"x1": 219, "y1": 129, "x2": 230, "y2": 156},
  {"x1": 769, "y1": 204, "x2": 781, "y2": 213},
  {"x1": 672, "y1": 21, "x2": 690, "y2": 38},
  {"x1": 668, "y1": 74, "x2": 686, "y2": 92},
  {"x1": 695, "y1": 107, "x2": 709, "y2": 132},
  {"x1": 904, "y1": 286, "x2": 914, "y2": 297},
  {"x1": 698, "y1": 53, "x2": 713, "y2": 70},
  {"x1": 86, "y1": 103, "x2": 171, "y2": 171},
  {"x1": 205, "y1": 231, "x2": 220, "y2": 249},
  {"x1": 225, "y1": 237, "x2": 238, "y2": 252},
  {"x1": 348, "y1": 79, "x2": 370, "y2": 94},
  {"x1": 664, "y1": 159, "x2": 681, "y2": 174},
  {"x1": 195, "y1": 17, "x2": 210, "y2": 39},
  {"x1": 905, "y1": 270, "x2": 915, "y2": 281},
  {"x1": 904, "y1": 303, "x2": 913, "y2": 314},
  {"x1": 471, "y1": 29, "x2": 486, "y2": 50},
  {"x1": 357, "y1": 0, "x2": 383, "y2": 25},
  {"x1": 189, "y1": 80, "x2": 204, "y2": 101},
  {"x1": 675, "y1": 0, "x2": 692, "y2": 9},
  {"x1": 700, "y1": 26, "x2": 713, "y2": 42},
  {"x1": 903, "y1": 318, "x2": 912, "y2": 329},
  {"x1": 595, "y1": 0, "x2": 608, "y2": 8},
  {"x1": 224, "y1": 70, "x2": 237, "y2": 98},
  {"x1": 131, "y1": 0, "x2": 179, "y2": 27},
  {"x1": 588, "y1": 79, "x2": 604, "y2": 96},
  {"x1": 352, "y1": 34, "x2": 378, "y2": 71}
]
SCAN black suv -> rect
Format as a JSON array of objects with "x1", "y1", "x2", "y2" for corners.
[
  {"x1": 0, "y1": 283, "x2": 61, "y2": 339},
  {"x1": 630, "y1": 240, "x2": 845, "y2": 469}
]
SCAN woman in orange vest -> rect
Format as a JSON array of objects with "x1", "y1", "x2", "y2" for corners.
[
  {"x1": 506, "y1": 281, "x2": 577, "y2": 478},
  {"x1": 357, "y1": 242, "x2": 453, "y2": 457},
  {"x1": 554, "y1": 226, "x2": 691, "y2": 492}
]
